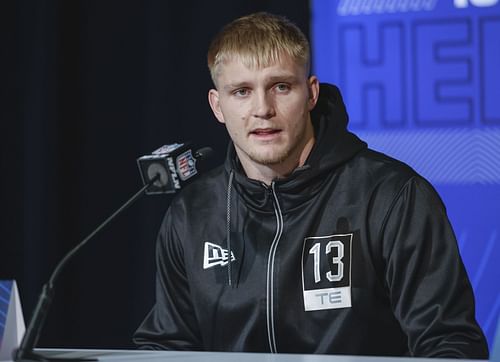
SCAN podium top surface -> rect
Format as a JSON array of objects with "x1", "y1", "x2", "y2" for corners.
[{"x1": 4, "y1": 349, "x2": 485, "y2": 362}]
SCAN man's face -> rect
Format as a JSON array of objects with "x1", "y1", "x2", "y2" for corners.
[{"x1": 208, "y1": 56, "x2": 319, "y2": 174}]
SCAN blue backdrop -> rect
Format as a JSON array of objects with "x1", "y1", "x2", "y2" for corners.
[
  {"x1": 0, "y1": 281, "x2": 13, "y2": 346},
  {"x1": 311, "y1": 0, "x2": 500, "y2": 348}
]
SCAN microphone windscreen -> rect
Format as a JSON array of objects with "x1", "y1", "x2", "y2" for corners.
[{"x1": 194, "y1": 147, "x2": 214, "y2": 160}]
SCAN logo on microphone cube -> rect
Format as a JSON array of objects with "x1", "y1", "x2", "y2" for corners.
[{"x1": 176, "y1": 150, "x2": 197, "y2": 181}]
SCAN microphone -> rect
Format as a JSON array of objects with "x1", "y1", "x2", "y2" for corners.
[
  {"x1": 14, "y1": 143, "x2": 213, "y2": 362},
  {"x1": 137, "y1": 143, "x2": 214, "y2": 195}
]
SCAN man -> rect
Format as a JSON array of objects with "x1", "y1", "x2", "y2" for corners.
[{"x1": 134, "y1": 12, "x2": 488, "y2": 358}]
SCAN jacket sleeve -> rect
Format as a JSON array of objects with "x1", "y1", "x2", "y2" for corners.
[
  {"x1": 381, "y1": 176, "x2": 489, "y2": 358},
  {"x1": 133, "y1": 206, "x2": 203, "y2": 350}
]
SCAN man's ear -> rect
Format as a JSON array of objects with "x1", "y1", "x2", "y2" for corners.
[
  {"x1": 208, "y1": 89, "x2": 225, "y2": 124},
  {"x1": 307, "y1": 76, "x2": 320, "y2": 111}
]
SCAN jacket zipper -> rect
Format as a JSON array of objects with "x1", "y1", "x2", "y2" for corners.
[{"x1": 266, "y1": 182, "x2": 283, "y2": 353}]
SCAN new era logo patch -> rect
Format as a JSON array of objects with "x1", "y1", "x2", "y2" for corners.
[{"x1": 203, "y1": 242, "x2": 235, "y2": 270}]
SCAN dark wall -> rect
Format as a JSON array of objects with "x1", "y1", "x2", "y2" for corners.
[{"x1": 0, "y1": 0, "x2": 310, "y2": 349}]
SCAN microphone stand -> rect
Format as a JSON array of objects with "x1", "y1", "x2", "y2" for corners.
[{"x1": 15, "y1": 175, "x2": 160, "y2": 362}]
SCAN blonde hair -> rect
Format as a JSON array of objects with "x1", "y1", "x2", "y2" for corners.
[{"x1": 207, "y1": 12, "x2": 310, "y2": 86}]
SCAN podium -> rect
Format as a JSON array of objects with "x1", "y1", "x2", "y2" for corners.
[{"x1": 0, "y1": 349, "x2": 486, "y2": 362}]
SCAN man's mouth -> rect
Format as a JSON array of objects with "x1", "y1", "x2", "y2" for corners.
[{"x1": 250, "y1": 128, "x2": 281, "y2": 137}]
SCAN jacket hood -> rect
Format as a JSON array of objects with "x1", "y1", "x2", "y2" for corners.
[{"x1": 224, "y1": 83, "x2": 367, "y2": 212}]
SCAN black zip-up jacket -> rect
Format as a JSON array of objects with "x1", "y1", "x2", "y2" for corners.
[{"x1": 134, "y1": 84, "x2": 488, "y2": 358}]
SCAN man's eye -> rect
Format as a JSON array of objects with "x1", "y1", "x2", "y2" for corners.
[
  {"x1": 234, "y1": 89, "x2": 249, "y2": 96},
  {"x1": 276, "y1": 83, "x2": 290, "y2": 92}
]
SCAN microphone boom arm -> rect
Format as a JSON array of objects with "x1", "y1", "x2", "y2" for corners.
[{"x1": 15, "y1": 175, "x2": 160, "y2": 362}]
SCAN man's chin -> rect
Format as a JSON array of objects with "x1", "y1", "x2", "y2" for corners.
[{"x1": 248, "y1": 150, "x2": 290, "y2": 166}]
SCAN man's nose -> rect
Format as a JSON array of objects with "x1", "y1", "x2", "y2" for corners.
[{"x1": 252, "y1": 91, "x2": 275, "y2": 119}]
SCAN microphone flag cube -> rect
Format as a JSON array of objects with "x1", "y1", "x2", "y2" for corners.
[{"x1": 137, "y1": 143, "x2": 198, "y2": 195}]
